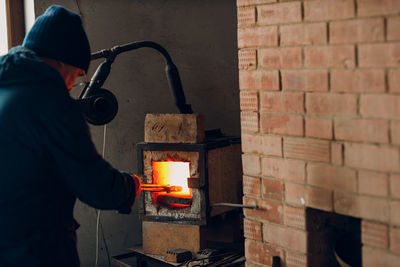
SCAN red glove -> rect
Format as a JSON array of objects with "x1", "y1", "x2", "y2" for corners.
[{"x1": 132, "y1": 174, "x2": 142, "y2": 199}]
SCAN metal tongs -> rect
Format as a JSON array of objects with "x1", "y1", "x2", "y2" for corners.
[{"x1": 141, "y1": 184, "x2": 183, "y2": 193}]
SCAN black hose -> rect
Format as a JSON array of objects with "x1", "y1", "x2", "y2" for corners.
[{"x1": 87, "y1": 41, "x2": 193, "y2": 114}]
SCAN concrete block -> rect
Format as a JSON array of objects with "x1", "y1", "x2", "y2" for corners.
[
  {"x1": 142, "y1": 221, "x2": 206, "y2": 255},
  {"x1": 145, "y1": 113, "x2": 205, "y2": 143}
]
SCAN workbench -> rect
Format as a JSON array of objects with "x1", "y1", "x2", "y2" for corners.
[
  {"x1": 112, "y1": 245, "x2": 245, "y2": 267},
  {"x1": 112, "y1": 246, "x2": 180, "y2": 267}
]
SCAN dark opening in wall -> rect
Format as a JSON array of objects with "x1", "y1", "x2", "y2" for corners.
[{"x1": 306, "y1": 208, "x2": 361, "y2": 267}]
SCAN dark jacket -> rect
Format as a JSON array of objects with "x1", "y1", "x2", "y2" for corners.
[{"x1": 0, "y1": 46, "x2": 136, "y2": 266}]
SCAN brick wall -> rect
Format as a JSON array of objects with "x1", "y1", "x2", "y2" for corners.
[{"x1": 237, "y1": 0, "x2": 400, "y2": 266}]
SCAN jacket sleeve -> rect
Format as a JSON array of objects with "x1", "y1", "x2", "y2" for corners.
[{"x1": 37, "y1": 89, "x2": 137, "y2": 214}]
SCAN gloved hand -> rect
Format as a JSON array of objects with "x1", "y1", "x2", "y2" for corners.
[
  {"x1": 132, "y1": 174, "x2": 142, "y2": 199},
  {"x1": 116, "y1": 173, "x2": 142, "y2": 214}
]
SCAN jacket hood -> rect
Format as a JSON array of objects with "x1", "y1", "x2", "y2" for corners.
[{"x1": 0, "y1": 46, "x2": 65, "y2": 88}]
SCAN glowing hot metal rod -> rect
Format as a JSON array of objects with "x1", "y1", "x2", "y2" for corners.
[{"x1": 141, "y1": 184, "x2": 183, "y2": 193}]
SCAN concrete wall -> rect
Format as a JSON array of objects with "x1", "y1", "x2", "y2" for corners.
[{"x1": 33, "y1": 0, "x2": 239, "y2": 265}]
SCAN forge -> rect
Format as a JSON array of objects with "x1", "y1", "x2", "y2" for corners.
[{"x1": 136, "y1": 113, "x2": 242, "y2": 256}]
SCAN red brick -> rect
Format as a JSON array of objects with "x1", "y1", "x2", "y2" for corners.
[
  {"x1": 363, "y1": 246, "x2": 400, "y2": 267},
  {"x1": 359, "y1": 170, "x2": 389, "y2": 197},
  {"x1": 358, "y1": 0, "x2": 400, "y2": 17},
  {"x1": 345, "y1": 143, "x2": 399, "y2": 172},
  {"x1": 244, "y1": 219, "x2": 262, "y2": 241},
  {"x1": 262, "y1": 178, "x2": 284, "y2": 200},
  {"x1": 307, "y1": 93, "x2": 357, "y2": 116},
  {"x1": 334, "y1": 191, "x2": 389, "y2": 222},
  {"x1": 286, "y1": 252, "x2": 307, "y2": 267},
  {"x1": 242, "y1": 133, "x2": 282, "y2": 157},
  {"x1": 305, "y1": 186, "x2": 333, "y2": 211},
  {"x1": 237, "y1": 0, "x2": 277, "y2": 7},
  {"x1": 305, "y1": 117, "x2": 332, "y2": 139},
  {"x1": 335, "y1": 118, "x2": 389, "y2": 143},
  {"x1": 391, "y1": 174, "x2": 400, "y2": 199},
  {"x1": 331, "y1": 69, "x2": 385, "y2": 93},
  {"x1": 330, "y1": 18, "x2": 384, "y2": 44},
  {"x1": 240, "y1": 91, "x2": 258, "y2": 111},
  {"x1": 391, "y1": 201, "x2": 400, "y2": 226},
  {"x1": 244, "y1": 239, "x2": 282, "y2": 266},
  {"x1": 280, "y1": 23, "x2": 327, "y2": 46},
  {"x1": 389, "y1": 69, "x2": 400, "y2": 93},
  {"x1": 305, "y1": 45, "x2": 355, "y2": 68},
  {"x1": 245, "y1": 261, "x2": 263, "y2": 267},
  {"x1": 281, "y1": 70, "x2": 328, "y2": 92},
  {"x1": 239, "y1": 50, "x2": 257, "y2": 70},
  {"x1": 262, "y1": 157, "x2": 305, "y2": 182},
  {"x1": 241, "y1": 111, "x2": 259, "y2": 132},
  {"x1": 243, "y1": 197, "x2": 283, "y2": 223},
  {"x1": 284, "y1": 206, "x2": 305, "y2": 229},
  {"x1": 390, "y1": 227, "x2": 400, "y2": 253},
  {"x1": 362, "y1": 221, "x2": 388, "y2": 249},
  {"x1": 243, "y1": 175, "x2": 261, "y2": 197},
  {"x1": 308, "y1": 164, "x2": 357, "y2": 192},
  {"x1": 359, "y1": 43, "x2": 400, "y2": 67},
  {"x1": 286, "y1": 183, "x2": 333, "y2": 211},
  {"x1": 263, "y1": 223, "x2": 307, "y2": 253},
  {"x1": 238, "y1": 26, "x2": 278, "y2": 48},
  {"x1": 237, "y1": 6, "x2": 256, "y2": 27},
  {"x1": 259, "y1": 47, "x2": 302, "y2": 69},
  {"x1": 260, "y1": 113, "x2": 303, "y2": 136},
  {"x1": 331, "y1": 142, "x2": 343, "y2": 166},
  {"x1": 266, "y1": 136, "x2": 283, "y2": 156},
  {"x1": 259, "y1": 135, "x2": 283, "y2": 157},
  {"x1": 361, "y1": 95, "x2": 400, "y2": 119},
  {"x1": 260, "y1": 92, "x2": 304, "y2": 113},
  {"x1": 304, "y1": 0, "x2": 355, "y2": 21},
  {"x1": 257, "y1": 2, "x2": 301, "y2": 25},
  {"x1": 239, "y1": 70, "x2": 280, "y2": 90},
  {"x1": 242, "y1": 154, "x2": 261, "y2": 176},
  {"x1": 283, "y1": 137, "x2": 330, "y2": 162},
  {"x1": 388, "y1": 17, "x2": 400, "y2": 41}
]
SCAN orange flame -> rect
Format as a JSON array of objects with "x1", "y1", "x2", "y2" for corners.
[
  {"x1": 152, "y1": 161, "x2": 191, "y2": 195},
  {"x1": 151, "y1": 161, "x2": 192, "y2": 208}
]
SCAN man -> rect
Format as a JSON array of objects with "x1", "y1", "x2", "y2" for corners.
[{"x1": 0, "y1": 5, "x2": 140, "y2": 266}]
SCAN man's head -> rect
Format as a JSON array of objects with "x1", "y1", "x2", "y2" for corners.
[
  {"x1": 39, "y1": 57, "x2": 85, "y2": 90},
  {"x1": 22, "y1": 5, "x2": 91, "y2": 78}
]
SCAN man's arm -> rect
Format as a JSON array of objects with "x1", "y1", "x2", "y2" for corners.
[{"x1": 38, "y1": 89, "x2": 137, "y2": 213}]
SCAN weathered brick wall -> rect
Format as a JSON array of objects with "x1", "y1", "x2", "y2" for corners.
[{"x1": 238, "y1": 0, "x2": 400, "y2": 266}]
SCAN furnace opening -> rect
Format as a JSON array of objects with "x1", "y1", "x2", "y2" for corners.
[{"x1": 151, "y1": 160, "x2": 192, "y2": 208}]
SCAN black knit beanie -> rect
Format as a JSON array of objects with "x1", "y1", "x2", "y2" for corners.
[{"x1": 22, "y1": 5, "x2": 91, "y2": 73}]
